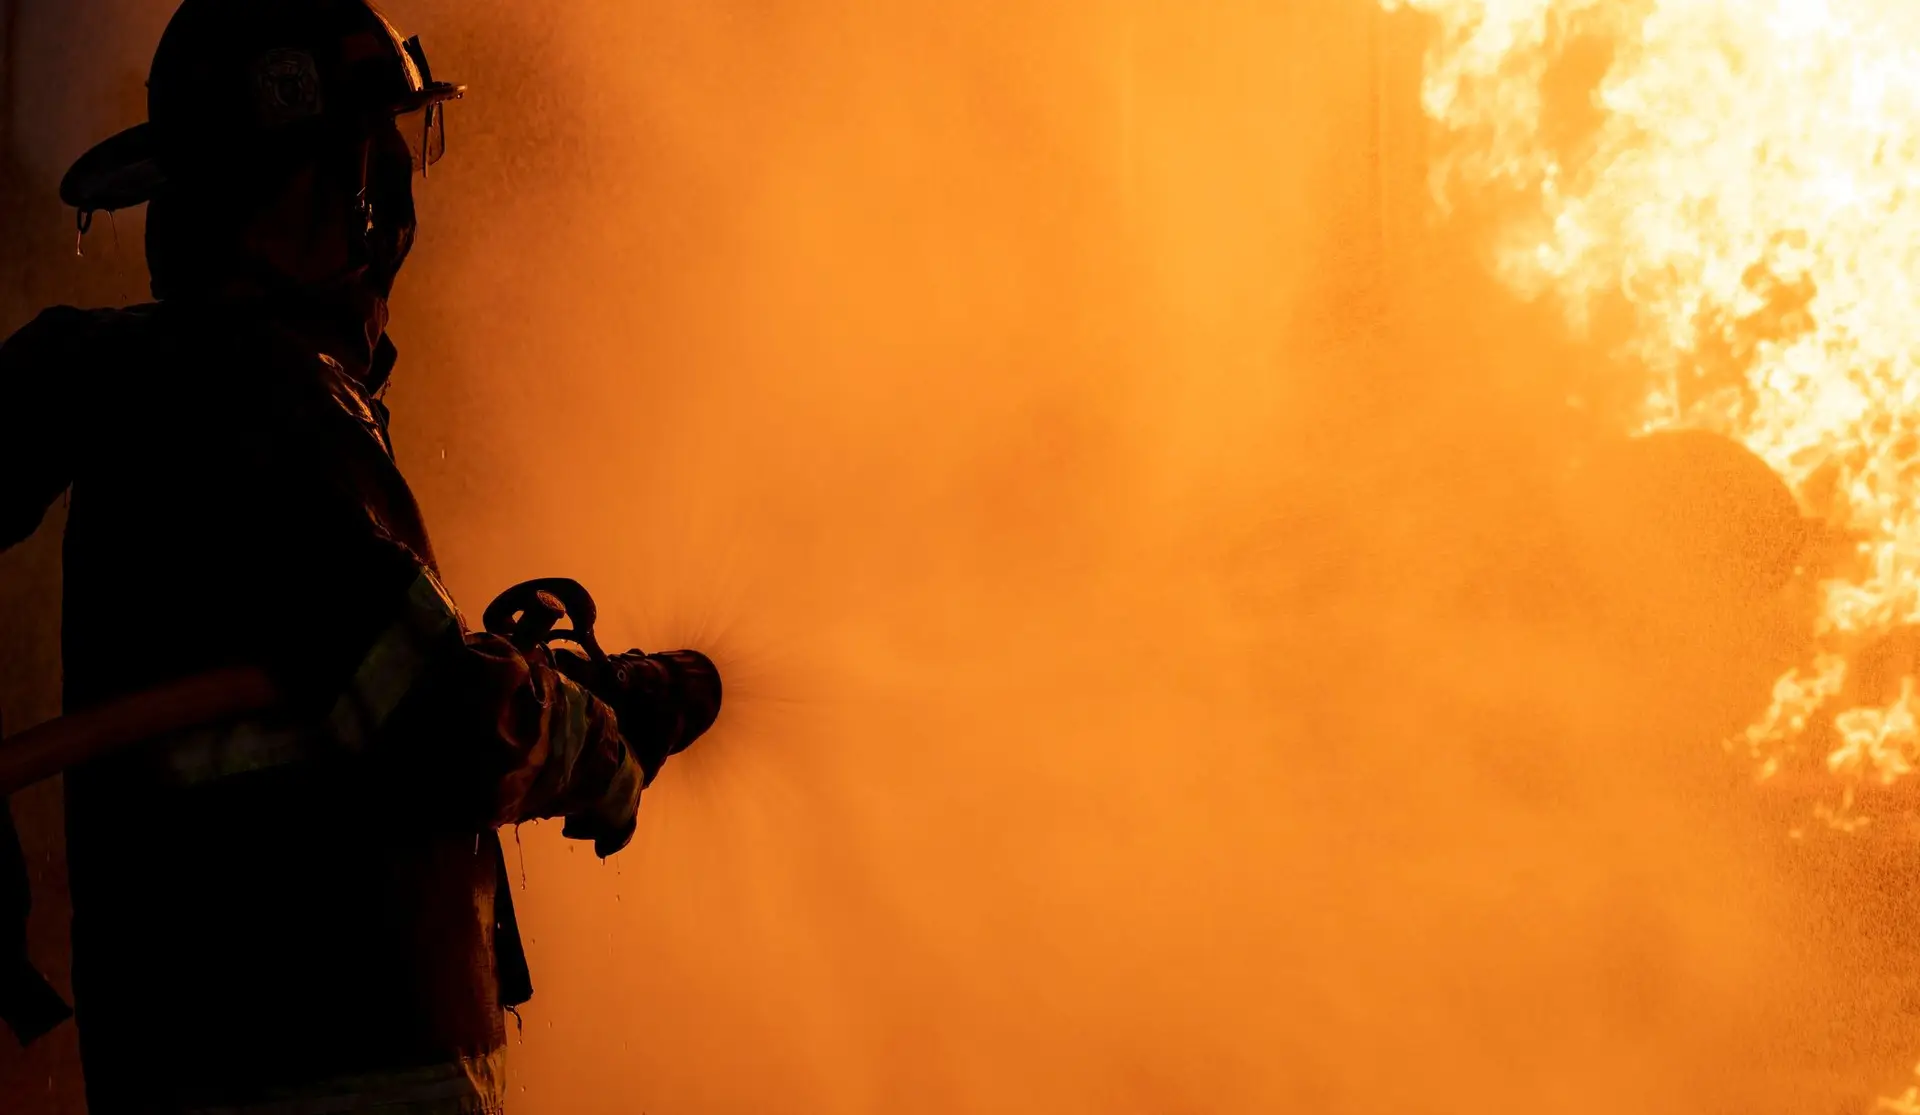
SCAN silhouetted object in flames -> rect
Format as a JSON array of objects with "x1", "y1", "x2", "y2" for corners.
[{"x1": 1569, "y1": 429, "x2": 1826, "y2": 786}]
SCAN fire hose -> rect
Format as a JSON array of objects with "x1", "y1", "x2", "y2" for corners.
[{"x1": 0, "y1": 674, "x2": 259, "y2": 1045}]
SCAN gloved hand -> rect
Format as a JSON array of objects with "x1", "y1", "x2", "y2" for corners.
[
  {"x1": 551, "y1": 648, "x2": 722, "y2": 787},
  {"x1": 477, "y1": 579, "x2": 723, "y2": 856}
]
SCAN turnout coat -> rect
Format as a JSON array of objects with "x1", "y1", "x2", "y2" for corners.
[{"x1": 0, "y1": 297, "x2": 645, "y2": 1115}]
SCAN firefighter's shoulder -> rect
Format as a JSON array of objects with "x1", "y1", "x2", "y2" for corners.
[{"x1": 0, "y1": 303, "x2": 160, "y2": 378}]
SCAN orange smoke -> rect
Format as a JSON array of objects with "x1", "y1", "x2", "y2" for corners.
[
  {"x1": 363, "y1": 1, "x2": 1903, "y2": 1111},
  {"x1": 1, "y1": 0, "x2": 1913, "y2": 1111}
]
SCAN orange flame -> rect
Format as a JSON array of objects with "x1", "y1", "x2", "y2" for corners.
[{"x1": 1385, "y1": 0, "x2": 1920, "y2": 792}]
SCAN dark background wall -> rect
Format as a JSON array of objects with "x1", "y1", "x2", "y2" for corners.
[{"x1": 0, "y1": 0, "x2": 152, "y2": 1107}]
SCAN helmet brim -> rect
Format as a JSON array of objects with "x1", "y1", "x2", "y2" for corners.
[
  {"x1": 59, "y1": 81, "x2": 463, "y2": 214},
  {"x1": 392, "y1": 80, "x2": 464, "y2": 117},
  {"x1": 60, "y1": 123, "x2": 166, "y2": 213}
]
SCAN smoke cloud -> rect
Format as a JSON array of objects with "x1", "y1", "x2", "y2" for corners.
[{"x1": 4, "y1": 0, "x2": 1911, "y2": 1111}]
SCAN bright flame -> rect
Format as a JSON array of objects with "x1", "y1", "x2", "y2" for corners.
[{"x1": 1385, "y1": 0, "x2": 1920, "y2": 787}]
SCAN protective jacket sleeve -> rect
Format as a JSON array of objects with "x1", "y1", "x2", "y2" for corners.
[{"x1": 462, "y1": 634, "x2": 646, "y2": 854}]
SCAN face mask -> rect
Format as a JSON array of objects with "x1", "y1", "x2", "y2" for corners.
[
  {"x1": 297, "y1": 124, "x2": 414, "y2": 363},
  {"x1": 357, "y1": 123, "x2": 418, "y2": 301}
]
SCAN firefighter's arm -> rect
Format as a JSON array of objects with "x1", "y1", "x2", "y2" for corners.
[
  {"x1": 0, "y1": 308, "x2": 88, "y2": 550},
  {"x1": 257, "y1": 508, "x2": 643, "y2": 853}
]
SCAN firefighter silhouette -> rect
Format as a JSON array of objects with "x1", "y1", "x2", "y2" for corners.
[{"x1": 0, "y1": 1, "x2": 715, "y2": 1110}]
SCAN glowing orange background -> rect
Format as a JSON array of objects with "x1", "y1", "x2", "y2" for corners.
[{"x1": 1, "y1": 1, "x2": 1916, "y2": 1112}]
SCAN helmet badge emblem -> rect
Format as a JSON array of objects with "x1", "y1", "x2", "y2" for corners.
[{"x1": 253, "y1": 49, "x2": 324, "y2": 127}]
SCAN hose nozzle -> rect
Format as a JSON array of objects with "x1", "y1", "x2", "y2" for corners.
[
  {"x1": 483, "y1": 579, "x2": 722, "y2": 780},
  {"x1": 608, "y1": 649, "x2": 722, "y2": 779}
]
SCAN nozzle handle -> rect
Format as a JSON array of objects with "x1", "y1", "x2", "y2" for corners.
[{"x1": 482, "y1": 578, "x2": 606, "y2": 664}]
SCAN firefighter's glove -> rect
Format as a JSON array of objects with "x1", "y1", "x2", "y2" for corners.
[{"x1": 432, "y1": 635, "x2": 645, "y2": 857}]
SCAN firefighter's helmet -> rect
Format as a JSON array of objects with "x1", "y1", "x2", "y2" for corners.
[{"x1": 60, "y1": 0, "x2": 463, "y2": 219}]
